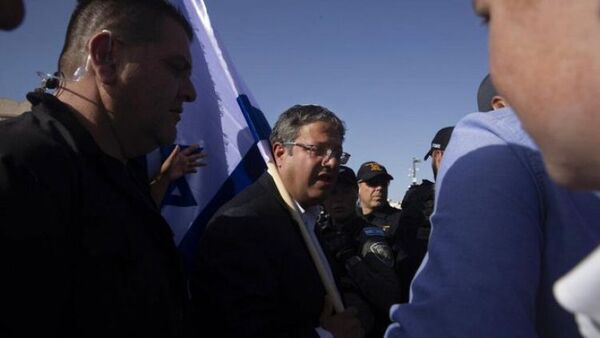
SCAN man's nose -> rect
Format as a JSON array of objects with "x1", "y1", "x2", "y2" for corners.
[
  {"x1": 180, "y1": 76, "x2": 197, "y2": 102},
  {"x1": 321, "y1": 153, "x2": 338, "y2": 168}
]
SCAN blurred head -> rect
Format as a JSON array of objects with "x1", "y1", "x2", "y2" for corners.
[
  {"x1": 473, "y1": 0, "x2": 600, "y2": 188},
  {"x1": 323, "y1": 166, "x2": 359, "y2": 221},
  {"x1": 424, "y1": 126, "x2": 454, "y2": 180},
  {"x1": 58, "y1": 0, "x2": 196, "y2": 158},
  {"x1": 0, "y1": 0, "x2": 24, "y2": 30},
  {"x1": 357, "y1": 161, "x2": 393, "y2": 214},
  {"x1": 477, "y1": 73, "x2": 508, "y2": 112},
  {"x1": 430, "y1": 149, "x2": 443, "y2": 180},
  {"x1": 271, "y1": 105, "x2": 346, "y2": 207}
]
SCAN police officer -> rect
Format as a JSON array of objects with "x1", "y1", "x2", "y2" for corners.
[
  {"x1": 356, "y1": 161, "x2": 402, "y2": 235},
  {"x1": 355, "y1": 161, "x2": 419, "y2": 301},
  {"x1": 394, "y1": 126, "x2": 454, "y2": 297},
  {"x1": 317, "y1": 166, "x2": 402, "y2": 338}
]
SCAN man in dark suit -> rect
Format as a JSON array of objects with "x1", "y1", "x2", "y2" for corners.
[{"x1": 191, "y1": 105, "x2": 364, "y2": 338}]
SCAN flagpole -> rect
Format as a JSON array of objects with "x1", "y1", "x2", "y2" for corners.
[{"x1": 266, "y1": 162, "x2": 345, "y2": 313}]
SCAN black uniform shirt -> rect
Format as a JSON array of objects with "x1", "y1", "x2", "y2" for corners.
[
  {"x1": 361, "y1": 204, "x2": 402, "y2": 236},
  {"x1": 0, "y1": 92, "x2": 186, "y2": 338}
]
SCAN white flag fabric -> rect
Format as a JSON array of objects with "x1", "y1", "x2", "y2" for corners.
[{"x1": 149, "y1": 0, "x2": 271, "y2": 269}]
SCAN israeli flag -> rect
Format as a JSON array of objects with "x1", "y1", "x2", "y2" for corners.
[{"x1": 148, "y1": 0, "x2": 272, "y2": 270}]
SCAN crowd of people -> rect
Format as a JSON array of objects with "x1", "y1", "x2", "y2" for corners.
[{"x1": 1, "y1": 0, "x2": 600, "y2": 338}]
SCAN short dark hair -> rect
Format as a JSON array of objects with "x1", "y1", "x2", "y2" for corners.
[
  {"x1": 270, "y1": 105, "x2": 346, "y2": 145},
  {"x1": 477, "y1": 74, "x2": 498, "y2": 112},
  {"x1": 58, "y1": 0, "x2": 193, "y2": 77}
]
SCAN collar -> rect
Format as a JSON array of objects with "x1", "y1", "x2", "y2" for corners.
[
  {"x1": 27, "y1": 91, "x2": 103, "y2": 157},
  {"x1": 373, "y1": 203, "x2": 395, "y2": 214},
  {"x1": 362, "y1": 204, "x2": 400, "y2": 222},
  {"x1": 294, "y1": 200, "x2": 321, "y2": 232}
]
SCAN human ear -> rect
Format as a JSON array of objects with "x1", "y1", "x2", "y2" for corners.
[
  {"x1": 491, "y1": 95, "x2": 508, "y2": 110},
  {"x1": 273, "y1": 143, "x2": 287, "y2": 168},
  {"x1": 88, "y1": 30, "x2": 117, "y2": 84},
  {"x1": 433, "y1": 149, "x2": 444, "y2": 166}
]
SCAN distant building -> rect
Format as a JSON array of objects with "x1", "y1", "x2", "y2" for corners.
[{"x1": 0, "y1": 98, "x2": 29, "y2": 120}]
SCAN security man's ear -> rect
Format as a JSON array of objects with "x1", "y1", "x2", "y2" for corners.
[
  {"x1": 88, "y1": 30, "x2": 117, "y2": 83},
  {"x1": 432, "y1": 149, "x2": 444, "y2": 161}
]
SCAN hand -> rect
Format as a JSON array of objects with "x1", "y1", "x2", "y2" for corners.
[
  {"x1": 320, "y1": 297, "x2": 365, "y2": 338},
  {"x1": 160, "y1": 144, "x2": 207, "y2": 181}
]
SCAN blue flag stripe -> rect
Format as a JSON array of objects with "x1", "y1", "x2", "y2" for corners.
[
  {"x1": 237, "y1": 94, "x2": 272, "y2": 142},
  {"x1": 178, "y1": 142, "x2": 266, "y2": 271}
]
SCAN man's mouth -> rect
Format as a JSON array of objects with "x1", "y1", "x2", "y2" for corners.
[
  {"x1": 170, "y1": 108, "x2": 183, "y2": 122},
  {"x1": 315, "y1": 173, "x2": 335, "y2": 187},
  {"x1": 317, "y1": 172, "x2": 333, "y2": 182}
]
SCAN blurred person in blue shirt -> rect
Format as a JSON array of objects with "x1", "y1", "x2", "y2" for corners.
[{"x1": 385, "y1": 75, "x2": 600, "y2": 338}]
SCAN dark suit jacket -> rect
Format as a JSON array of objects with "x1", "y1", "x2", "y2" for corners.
[{"x1": 190, "y1": 173, "x2": 326, "y2": 338}]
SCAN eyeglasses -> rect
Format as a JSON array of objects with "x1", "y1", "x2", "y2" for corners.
[{"x1": 283, "y1": 142, "x2": 350, "y2": 165}]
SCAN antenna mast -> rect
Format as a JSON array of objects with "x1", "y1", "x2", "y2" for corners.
[{"x1": 409, "y1": 157, "x2": 421, "y2": 186}]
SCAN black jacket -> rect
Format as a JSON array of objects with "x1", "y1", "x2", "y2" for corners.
[
  {"x1": 394, "y1": 180, "x2": 434, "y2": 292},
  {"x1": 190, "y1": 173, "x2": 326, "y2": 338},
  {"x1": 0, "y1": 92, "x2": 187, "y2": 338},
  {"x1": 361, "y1": 204, "x2": 402, "y2": 236},
  {"x1": 316, "y1": 215, "x2": 402, "y2": 337}
]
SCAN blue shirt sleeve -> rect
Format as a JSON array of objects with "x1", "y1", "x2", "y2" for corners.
[{"x1": 387, "y1": 111, "x2": 544, "y2": 338}]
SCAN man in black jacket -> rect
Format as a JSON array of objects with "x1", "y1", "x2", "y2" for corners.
[
  {"x1": 356, "y1": 161, "x2": 416, "y2": 300},
  {"x1": 393, "y1": 126, "x2": 454, "y2": 299},
  {"x1": 319, "y1": 166, "x2": 401, "y2": 337},
  {"x1": 191, "y1": 105, "x2": 363, "y2": 338},
  {"x1": 0, "y1": 1, "x2": 196, "y2": 337},
  {"x1": 356, "y1": 161, "x2": 401, "y2": 235}
]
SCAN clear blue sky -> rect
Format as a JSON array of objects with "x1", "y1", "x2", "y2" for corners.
[{"x1": 0, "y1": 0, "x2": 489, "y2": 200}]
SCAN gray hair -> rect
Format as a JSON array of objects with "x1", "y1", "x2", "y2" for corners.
[{"x1": 270, "y1": 105, "x2": 346, "y2": 145}]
